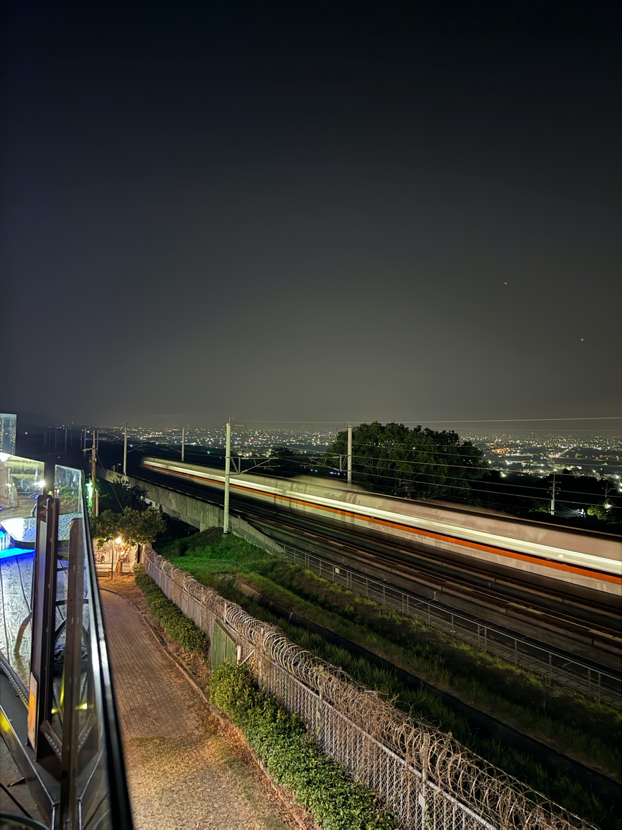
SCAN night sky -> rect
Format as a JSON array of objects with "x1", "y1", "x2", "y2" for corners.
[{"x1": 4, "y1": 2, "x2": 621, "y2": 428}]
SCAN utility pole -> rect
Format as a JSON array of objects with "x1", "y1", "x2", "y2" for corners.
[
  {"x1": 604, "y1": 482, "x2": 612, "y2": 511},
  {"x1": 549, "y1": 470, "x2": 558, "y2": 516},
  {"x1": 223, "y1": 420, "x2": 232, "y2": 534},
  {"x1": 347, "y1": 423, "x2": 353, "y2": 486},
  {"x1": 181, "y1": 427, "x2": 185, "y2": 462},
  {"x1": 123, "y1": 423, "x2": 128, "y2": 476},
  {"x1": 87, "y1": 431, "x2": 99, "y2": 517},
  {"x1": 64, "y1": 427, "x2": 68, "y2": 453}
]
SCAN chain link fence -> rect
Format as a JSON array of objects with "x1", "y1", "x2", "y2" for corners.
[{"x1": 144, "y1": 548, "x2": 593, "y2": 830}]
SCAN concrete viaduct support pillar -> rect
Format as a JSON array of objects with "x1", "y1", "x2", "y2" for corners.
[{"x1": 99, "y1": 469, "x2": 223, "y2": 531}]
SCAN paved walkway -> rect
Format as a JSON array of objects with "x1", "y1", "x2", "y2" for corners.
[{"x1": 101, "y1": 588, "x2": 293, "y2": 830}]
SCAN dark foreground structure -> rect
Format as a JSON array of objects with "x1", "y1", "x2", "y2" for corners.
[{"x1": 0, "y1": 414, "x2": 133, "y2": 829}]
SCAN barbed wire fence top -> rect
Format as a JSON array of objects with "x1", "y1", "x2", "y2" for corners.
[{"x1": 144, "y1": 548, "x2": 594, "y2": 830}]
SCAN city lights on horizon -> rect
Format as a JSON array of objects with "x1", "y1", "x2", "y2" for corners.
[{"x1": 36, "y1": 419, "x2": 622, "y2": 481}]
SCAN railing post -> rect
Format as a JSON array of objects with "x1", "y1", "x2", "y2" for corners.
[
  {"x1": 60, "y1": 518, "x2": 86, "y2": 827},
  {"x1": 28, "y1": 495, "x2": 60, "y2": 762}
]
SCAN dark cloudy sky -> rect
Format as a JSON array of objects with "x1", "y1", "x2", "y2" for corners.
[{"x1": 3, "y1": 1, "x2": 621, "y2": 428}]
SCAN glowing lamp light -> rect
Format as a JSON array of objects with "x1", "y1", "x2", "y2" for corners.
[{"x1": 115, "y1": 536, "x2": 123, "y2": 544}]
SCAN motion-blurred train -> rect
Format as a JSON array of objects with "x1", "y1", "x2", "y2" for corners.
[{"x1": 141, "y1": 456, "x2": 622, "y2": 599}]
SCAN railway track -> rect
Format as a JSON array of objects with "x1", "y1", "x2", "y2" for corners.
[
  {"x1": 133, "y1": 466, "x2": 622, "y2": 663},
  {"x1": 240, "y1": 511, "x2": 622, "y2": 707},
  {"x1": 254, "y1": 511, "x2": 622, "y2": 649}
]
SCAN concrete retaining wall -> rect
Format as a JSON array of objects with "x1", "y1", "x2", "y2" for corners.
[{"x1": 99, "y1": 468, "x2": 283, "y2": 552}]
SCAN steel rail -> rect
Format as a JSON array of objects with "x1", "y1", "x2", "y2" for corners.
[{"x1": 129, "y1": 466, "x2": 622, "y2": 707}]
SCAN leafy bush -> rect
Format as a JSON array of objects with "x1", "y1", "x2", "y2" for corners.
[
  {"x1": 91, "y1": 506, "x2": 166, "y2": 545},
  {"x1": 135, "y1": 567, "x2": 209, "y2": 658},
  {"x1": 211, "y1": 663, "x2": 394, "y2": 830}
]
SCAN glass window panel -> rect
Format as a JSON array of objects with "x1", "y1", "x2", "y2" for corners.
[
  {"x1": 0, "y1": 455, "x2": 44, "y2": 690},
  {"x1": 0, "y1": 413, "x2": 16, "y2": 458}
]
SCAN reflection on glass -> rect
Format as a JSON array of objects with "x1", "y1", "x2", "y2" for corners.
[
  {"x1": 0, "y1": 413, "x2": 17, "y2": 458},
  {"x1": 0, "y1": 454, "x2": 44, "y2": 689},
  {"x1": 53, "y1": 465, "x2": 121, "y2": 827},
  {"x1": 1, "y1": 458, "x2": 132, "y2": 827}
]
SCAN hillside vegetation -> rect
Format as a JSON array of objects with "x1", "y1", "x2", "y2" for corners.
[{"x1": 155, "y1": 528, "x2": 622, "y2": 829}]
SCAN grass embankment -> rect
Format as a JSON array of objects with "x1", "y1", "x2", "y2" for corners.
[
  {"x1": 155, "y1": 529, "x2": 622, "y2": 830},
  {"x1": 134, "y1": 567, "x2": 394, "y2": 830}
]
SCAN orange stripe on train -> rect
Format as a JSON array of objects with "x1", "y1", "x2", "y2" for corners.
[{"x1": 144, "y1": 463, "x2": 622, "y2": 586}]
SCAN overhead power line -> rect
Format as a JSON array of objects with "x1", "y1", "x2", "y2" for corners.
[
  {"x1": 294, "y1": 458, "x2": 617, "y2": 510},
  {"x1": 324, "y1": 450, "x2": 622, "y2": 480}
]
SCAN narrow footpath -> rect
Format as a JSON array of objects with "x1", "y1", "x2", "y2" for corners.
[{"x1": 100, "y1": 580, "x2": 294, "y2": 830}]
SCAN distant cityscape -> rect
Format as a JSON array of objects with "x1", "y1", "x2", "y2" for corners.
[
  {"x1": 44, "y1": 422, "x2": 622, "y2": 489},
  {"x1": 464, "y1": 432, "x2": 622, "y2": 484},
  {"x1": 97, "y1": 424, "x2": 336, "y2": 455}
]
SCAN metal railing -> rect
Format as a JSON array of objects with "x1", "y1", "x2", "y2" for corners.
[
  {"x1": 0, "y1": 459, "x2": 133, "y2": 829},
  {"x1": 118, "y1": 465, "x2": 621, "y2": 707},
  {"x1": 145, "y1": 549, "x2": 593, "y2": 830},
  {"x1": 240, "y1": 530, "x2": 622, "y2": 710}
]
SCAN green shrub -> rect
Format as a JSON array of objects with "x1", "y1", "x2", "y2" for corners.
[
  {"x1": 135, "y1": 567, "x2": 210, "y2": 659},
  {"x1": 211, "y1": 663, "x2": 394, "y2": 830}
]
